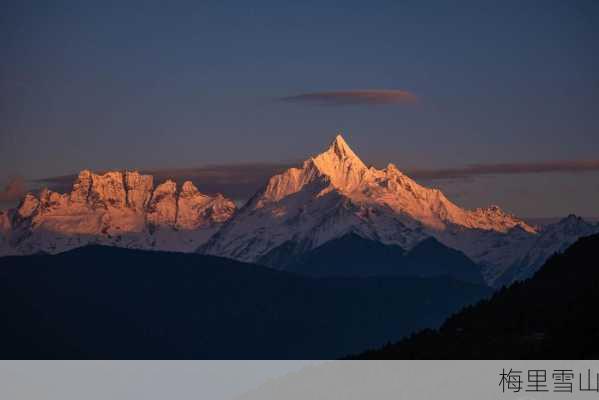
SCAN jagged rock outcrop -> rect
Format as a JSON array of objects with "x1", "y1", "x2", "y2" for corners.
[
  {"x1": 0, "y1": 170, "x2": 236, "y2": 255},
  {"x1": 147, "y1": 180, "x2": 178, "y2": 228},
  {"x1": 124, "y1": 171, "x2": 154, "y2": 211},
  {"x1": 176, "y1": 182, "x2": 233, "y2": 230}
]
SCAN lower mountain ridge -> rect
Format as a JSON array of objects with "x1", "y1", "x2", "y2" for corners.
[
  {"x1": 354, "y1": 233, "x2": 599, "y2": 359},
  {"x1": 264, "y1": 233, "x2": 484, "y2": 284},
  {"x1": 0, "y1": 245, "x2": 489, "y2": 359}
]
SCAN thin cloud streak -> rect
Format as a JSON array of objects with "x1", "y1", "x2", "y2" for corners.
[
  {"x1": 409, "y1": 160, "x2": 599, "y2": 180},
  {"x1": 279, "y1": 90, "x2": 418, "y2": 106}
]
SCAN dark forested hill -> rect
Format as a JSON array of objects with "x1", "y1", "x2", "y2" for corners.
[
  {"x1": 273, "y1": 233, "x2": 485, "y2": 284},
  {"x1": 355, "y1": 234, "x2": 599, "y2": 359},
  {"x1": 0, "y1": 246, "x2": 489, "y2": 359}
]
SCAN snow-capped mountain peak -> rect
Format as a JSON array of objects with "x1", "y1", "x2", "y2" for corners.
[
  {"x1": 258, "y1": 133, "x2": 369, "y2": 205},
  {"x1": 310, "y1": 134, "x2": 369, "y2": 191},
  {"x1": 201, "y1": 134, "x2": 538, "y2": 273},
  {"x1": 312, "y1": 134, "x2": 367, "y2": 179}
]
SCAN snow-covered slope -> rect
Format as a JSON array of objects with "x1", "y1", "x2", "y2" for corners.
[
  {"x1": 523, "y1": 215, "x2": 599, "y2": 271},
  {"x1": 201, "y1": 135, "x2": 546, "y2": 283},
  {"x1": 494, "y1": 215, "x2": 599, "y2": 286},
  {"x1": 0, "y1": 170, "x2": 236, "y2": 255}
]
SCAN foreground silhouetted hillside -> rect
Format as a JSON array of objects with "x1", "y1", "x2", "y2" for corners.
[
  {"x1": 355, "y1": 234, "x2": 599, "y2": 359},
  {"x1": 0, "y1": 246, "x2": 489, "y2": 359},
  {"x1": 283, "y1": 234, "x2": 484, "y2": 284}
]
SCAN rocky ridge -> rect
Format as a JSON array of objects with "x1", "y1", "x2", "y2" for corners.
[{"x1": 0, "y1": 170, "x2": 236, "y2": 255}]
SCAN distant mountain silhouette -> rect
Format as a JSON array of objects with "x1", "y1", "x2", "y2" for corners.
[
  {"x1": 283, "y1": 233, "x2": 484, "y2": 284},
  {"x1": 0, "y1": 246, "x2": 489, "y2": 359},
  {"x1": 354, "y1": 234, "x2": 599, "y2": 359}
]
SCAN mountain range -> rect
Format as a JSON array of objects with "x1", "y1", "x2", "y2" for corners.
[
  {"x1": 1, "y1": 134, "x2": 597, "y2": 286},
  {"x1": 0, "y1": 170, "x2": 236, "y2": 255}
]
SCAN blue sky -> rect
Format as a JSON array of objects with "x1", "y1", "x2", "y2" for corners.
[{"x1": 1, "y1": 1, "x2": 598, "y2": 216}]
